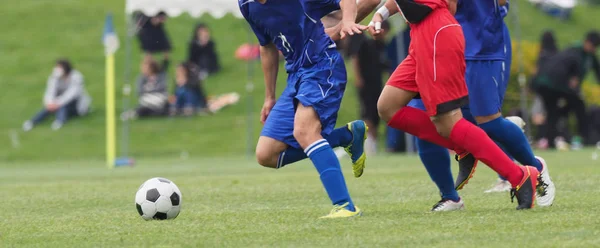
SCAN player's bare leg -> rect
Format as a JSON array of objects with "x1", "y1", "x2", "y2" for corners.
[{"x1": 294, "y1": 104, "x2": 361, "y2": 218}]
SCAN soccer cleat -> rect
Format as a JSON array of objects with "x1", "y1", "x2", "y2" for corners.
[
  {"x1": 344, "y1": 120, "x2": 368, "y2": 178},
  {"x1": 51, "y1": 121, "x2": 63, "y2": 131},
  {"x1": 510, "y1": 165, "x2": 540, "y2": 210},
  {"x1": 22, "y1": 121, "x2": 33, "y2": 132},
  {"x1": 431, "y1": 198, "x2": 465, "y2": 212},
  {"x1": 454, "y1": 153, "x2": 479, "y2": 190},
  {"x1": 535, "y1": 156, "x2": 556, "y2": 207},
  {"x1": 484, "y1": 178, "x2": 511, "y2": 193},
  {"x1": 319, "y1": 203, "x2": 362, "y2": 219}
]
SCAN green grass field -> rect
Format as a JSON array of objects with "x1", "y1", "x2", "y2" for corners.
[{"x1": 2, "y1": 150, "x2": 599, "y2": 247}]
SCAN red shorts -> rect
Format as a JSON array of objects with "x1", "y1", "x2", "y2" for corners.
[{"x1": 387, "y1": 8, "x2": 468, "y2": 116}]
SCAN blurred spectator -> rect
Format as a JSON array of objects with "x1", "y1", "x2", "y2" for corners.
[
  {"x1": 530, "y1": 30, "x2": 559, "y2": 147},
  {"x1": 136, "y1": 11, "x2": 171, "y2": 60},
  {"x1": 122, "y1": 58, "x2": 169, "y2": 120},
  {"x1": 346, "y1": 20, "x2": 391, "y2": 155},
  {"x1": 532, "y1": 30, "x2": 600, "y2": 148},
  {"x1": 188, "y1": 23, "x2": 221, "y2": 80},
  {"x1": 23, "y1": 59, "x2": 91, "y2": 131},
  {"x1": 170, "y1": 62, "x2": 208, "y2": 116}
]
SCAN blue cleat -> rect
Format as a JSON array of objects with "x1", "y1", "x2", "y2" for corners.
[{"x1": 344, "y1": 120, "x2": 368, "y2": 178}]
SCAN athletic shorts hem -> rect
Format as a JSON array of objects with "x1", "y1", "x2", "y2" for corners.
[{"x1": 436, "y1": 95, "x2": 469, "y2": 116}]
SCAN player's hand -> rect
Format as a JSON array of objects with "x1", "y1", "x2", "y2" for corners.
[
  {"x1": 367, "y1": 14, "x2": 385, "y2": 40},
  {"x1": 260, "y1": 98, "x2": 276, "y2": 124},
  {"x1": 339, "y1": 20, "x2": 366, "y2": 40},
  {"x1": 46, "y1": 103, "x2": 59, "y2": 112}
]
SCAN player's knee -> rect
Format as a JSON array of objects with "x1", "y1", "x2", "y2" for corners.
[
  {"x1": 255, "y1": 149, "x2": 277, "y2": 168},
  {"x1": 293, "y1": 126, "x2": 320, "y2": 148},
  {"x1": 377, "y1": 99, "x2": 396, "y2": 123}
]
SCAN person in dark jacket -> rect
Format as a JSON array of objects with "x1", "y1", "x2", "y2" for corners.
[
  {"x1": 136, "y1": 12, "x2": 171, "y2": 60},
  {"x1": 532, "y1": 30, "x2": 600, "y2": 147},
  {"x1": 187, "y1": 23, "x2": 221, "y2": 81},
  {"x1": 531, "y1": 30, "x2": 559, "y2": 147}
]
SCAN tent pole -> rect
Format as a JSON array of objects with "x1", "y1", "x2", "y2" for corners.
[
  {"x1": 246, "y1": 26, "x2": 255, "y2": 160},
  {"x1": 121, "y1": 12, "x2": 134, "y2": 160}
]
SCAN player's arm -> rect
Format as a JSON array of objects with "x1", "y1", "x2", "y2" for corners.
[
  {"x1": 260, "y1": 43, "x2": 279, "y2": 101},
  {"x1": 326, "y1": 0, "x2": 381, "y2": 41},
  {"x1": 338, "y1": 0, "x2": 367, "y2": 39},
  {"x1": 367, "y1": 0, "x2": 399, "y2": 38},
  {"x1": 447, "y1": 0, "x2": 457, "y2": 14},
  {"x1": 498, "y1": 0, "x2": 507, "y2": 6}
]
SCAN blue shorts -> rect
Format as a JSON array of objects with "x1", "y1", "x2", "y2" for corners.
[
  {"x1": 408, "y1": 99, "x2": 425, "y2": 111},
  {"x1": 465, "y1": 60, "x2": 508, "y2": 117},
  {"x1": 260, "y1": 50, "x2": 347, "y2": 149}
]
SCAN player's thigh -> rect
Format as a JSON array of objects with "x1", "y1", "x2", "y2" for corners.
[
  {"x1": 465, "y1": 60, "x2": 505, "y2": 117},
  {"x1": 379, "y1": 56, "x2": 419, "y2": 120},
  {"x1": 415, "y1": 25, "x2": 468, "y2": 117},
  {"x1": 293, "y1": 104, "x2": 324, "y2": 148}
]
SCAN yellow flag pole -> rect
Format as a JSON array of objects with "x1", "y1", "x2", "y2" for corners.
[{"x1": 106, "y1": 53, "x2": 116, "y2": 169}]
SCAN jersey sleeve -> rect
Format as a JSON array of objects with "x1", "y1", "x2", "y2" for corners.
[
  {"x1": 302, "y1": 0, "x2": 342, "y2": 20},
  {"x1": 239, "y1": 4, "x2": 272, "y2": 46}
]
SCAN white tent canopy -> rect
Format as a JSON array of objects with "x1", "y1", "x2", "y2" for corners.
[{"x1": 125, "y1": 0, "x2": 243, "y2": 18}]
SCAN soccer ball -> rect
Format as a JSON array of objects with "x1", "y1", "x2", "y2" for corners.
[{"x1": 135, "y1": 177, "x2": 182, "y2": 220}]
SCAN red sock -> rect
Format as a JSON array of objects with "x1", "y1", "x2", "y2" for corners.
[
  {"x1": 388, "y1": 107, "x2": 459, "y2": 152},
  {"x1": 450, "y1": 119, "x2": 524, "y2": 187}
]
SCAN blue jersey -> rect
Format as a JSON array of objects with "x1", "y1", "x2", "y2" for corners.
[
  {"x1": 455, "y1": 0, "x2": 505, "y2": 60},
  {"x1": 239, "y1": 0, "x2": 340, "y2": 72}
]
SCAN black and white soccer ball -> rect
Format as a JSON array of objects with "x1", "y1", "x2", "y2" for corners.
[{"x1": 135, "y1": 177, "x2": 182, "y2": 220}]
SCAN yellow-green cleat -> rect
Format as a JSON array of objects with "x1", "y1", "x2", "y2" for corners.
[
  {"x1": 344, "y1": 120, "x2": 368, "y2": 178},
  {"x1": 319, "y1": 203, "x2": 362, "y2": 219}
]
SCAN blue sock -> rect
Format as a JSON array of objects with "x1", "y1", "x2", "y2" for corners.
[
  {"x1": 305, "y1": 139, "x2": 355, "y2": 211},
  {"x1": 276, "y1": 127, "x2": 352, "y2": 168},
  {"x1": 416, "y1": 138, "x2": 460, "y2": 202},
  {"x1": 326, "y1": 126, "x2": 353, "y2": 148},
  {"x1": 479, "y1": 117, "x2": 543, "y2": 171}
]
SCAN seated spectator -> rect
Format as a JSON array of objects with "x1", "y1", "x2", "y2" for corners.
[
  {"x1": 187, "y1": 23, "x2": 221, "y2": 80},
  {"x1": 122, "y1": 58, "x2": 169, "y2": 120},
  {"x1": 23, "y1": 59, "x2": 91, "y2": 131},
  {"x1": 136, "y1": 11, "x2": 171, "y2": 60},
  {"x1": 170, "y1": 62, "x2": 208, "y2": 116}
]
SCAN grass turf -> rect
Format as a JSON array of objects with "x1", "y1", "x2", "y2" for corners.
[{"x1": 1, "y1": 150, "x2": 599, "y2": 247}]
